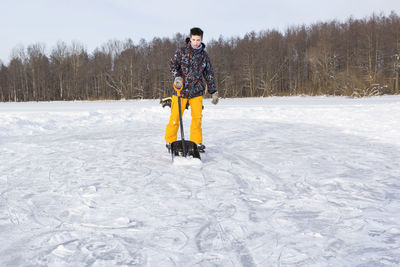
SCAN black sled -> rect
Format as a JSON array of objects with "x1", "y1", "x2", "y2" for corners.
[{"x1": 170, "y1": 82, "x2": 201, "y2": 160}]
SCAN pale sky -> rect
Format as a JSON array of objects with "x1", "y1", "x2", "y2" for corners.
[{"x1": 2, "y1": 0, "x2": 399, "y2": 64}]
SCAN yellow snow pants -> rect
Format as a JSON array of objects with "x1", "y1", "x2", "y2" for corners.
[{"x1": 165, "y1": 95, "x2": 203, "y2": 144}]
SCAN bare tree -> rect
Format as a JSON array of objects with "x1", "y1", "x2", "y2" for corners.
[{"x1": 1, "y1": 12, "x2": 400, "y2": 102}]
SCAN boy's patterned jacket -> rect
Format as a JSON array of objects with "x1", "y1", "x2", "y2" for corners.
[{"x1": 169, "y1": 38, "x2": 217, "y2": 99}]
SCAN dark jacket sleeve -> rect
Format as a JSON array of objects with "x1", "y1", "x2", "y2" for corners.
[
  {"x1": 202, "y1": 52, "x2": 217, "y2": 94},
  {"x1": 169, "y1": 48, "x2": 182, "y2": 78}
]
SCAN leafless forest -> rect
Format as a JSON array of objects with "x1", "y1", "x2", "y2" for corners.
[{"x1": 1, "y1": 12, "x2": 399, "y2": 102}]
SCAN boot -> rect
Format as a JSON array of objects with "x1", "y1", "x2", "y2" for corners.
[
  {"x1": 197, "y1": 143, "x2": 205, "y2": 153},
  {"x1": 166, "y1": 143, "x2": 172, "y2": 153}
]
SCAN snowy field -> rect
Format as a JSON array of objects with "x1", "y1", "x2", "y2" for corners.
[{"x1": 1, "y1": 96, "x2": 400, "y2": 266}]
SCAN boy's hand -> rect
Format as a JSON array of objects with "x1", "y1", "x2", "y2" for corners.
[
  {"x1": 211, "y1": 92, "x2": 219, "y2": 105},
  {"x1": 174, "y1": 77, "x2": 183, "y2": 89}
]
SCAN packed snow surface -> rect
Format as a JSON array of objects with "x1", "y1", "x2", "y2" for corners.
[{"x1": 1, "y1": 96, "x2": 400, "y2": 266}]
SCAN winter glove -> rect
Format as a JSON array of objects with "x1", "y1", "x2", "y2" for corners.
[
  {"x1": 211, "y1": 92, "x2": 219, "y2": 105},
  {"x1": 174, "y1": 77, "x2": 183, "y2": 89}
]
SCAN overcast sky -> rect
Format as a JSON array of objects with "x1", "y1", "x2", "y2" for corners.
[{"x1": 2, "y1": 0, "x2": 399, "y2": 64}]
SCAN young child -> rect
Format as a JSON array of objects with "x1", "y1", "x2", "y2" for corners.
[{"x1": 165, "y1": 27, "x2": 218, "y2": 153}]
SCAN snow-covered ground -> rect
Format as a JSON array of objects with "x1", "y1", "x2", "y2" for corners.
[{"x1": 1, "y1": 96, "x2": 400, "y2": 266}]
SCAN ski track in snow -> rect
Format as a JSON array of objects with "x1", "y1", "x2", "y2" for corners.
[{"x1": 0, "y1": 96, "x2": 400, "y2": 266}]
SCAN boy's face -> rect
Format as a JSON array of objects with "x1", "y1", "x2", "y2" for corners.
[{"x1": 190, "y1": 35, "x2": 202, "y2": 48}]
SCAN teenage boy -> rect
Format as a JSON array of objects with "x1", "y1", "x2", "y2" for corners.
[{"x1": 165, "y1": 27, "x2": 218, "y2": 153}]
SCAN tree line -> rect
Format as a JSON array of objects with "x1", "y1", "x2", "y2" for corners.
[{"x1": 1, "y1": 12, "x2": 399, "y2": 102}]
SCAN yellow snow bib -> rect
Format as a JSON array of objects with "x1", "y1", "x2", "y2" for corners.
[{"x1": 165, "y1": 95, "x2": 203, "y2": 144}]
